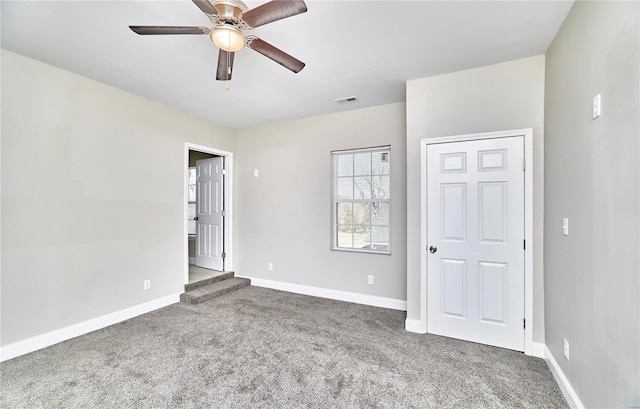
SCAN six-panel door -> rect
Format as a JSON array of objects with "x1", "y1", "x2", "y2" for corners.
[
  {"x1": 427, "y1": 136, "x2": 525, "y2": 351},
  {"x1": 195, "y1": 157, "x2": 224, "y2": 271}
]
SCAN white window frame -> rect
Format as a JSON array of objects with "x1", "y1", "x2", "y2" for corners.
[
  {"x1": 187, "y1": 166, "x2": 196, "y2": 236},
  {"x1": 331, "y1": 146, "x2": 391, "y2": 254}
]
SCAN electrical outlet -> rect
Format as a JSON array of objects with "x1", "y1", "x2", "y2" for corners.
[
  {"x1": 143, "y1": 279, "x2": 151, "y2": 290},
  {"x1": 253, "y1": 169, "x2": 260, "y2": 177},
  {"x1": 267, "y1": 263, "x2": 273, "y2": 271},
  {"x1": 367, "y1": 275, "x2": 374, "y2": 285},
  {"x1": 563, "y1": 339, "x2": 570, "y2": 360},
  {"x1": 562, "y1": 218, "x2": 569, "y2": 236}
]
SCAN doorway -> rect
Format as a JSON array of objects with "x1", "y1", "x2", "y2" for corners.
[
  {"x1": 420, "y1": 129, "x2": 534, "y2": 354},
  {"x1": 184, "y1": 143, "x2": 234, "y2": 285}
]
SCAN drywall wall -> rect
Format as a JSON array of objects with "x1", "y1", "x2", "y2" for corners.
[
  {"x1": 406, "y1": 56, "x2": 546, "y2": 342},
  {"x1": 544, "y1": 1, "x2": 639, "y2": 407},
  {"x1": 1, "y1": 50, "x2": 236, "y2": 345},
  {"x1": 235, "y1": 103, "x2": 407, "y2": 302}
]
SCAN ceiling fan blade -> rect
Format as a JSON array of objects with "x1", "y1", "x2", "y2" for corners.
[
  {"x1": 247, "y1": 37, "x2": 305, "y2": 73},
  {"x1": 216, "y1": 50, "x2": 235, "y2": 81},
  {"x1": 192, "y1": 0, "x2": 219, "y2": 17},
  {"x1": 129, "y1": 26, "x2": 209, "y2": 35},
  {"x1": 239, "y1": 0, "x2": 307, "y2": 28}
]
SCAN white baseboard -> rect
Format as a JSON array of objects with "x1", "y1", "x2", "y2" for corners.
[
  {"x1": 244, "y1": 276, "x2": 407, "y2": 311},
  {"x1": 405, "y1": 318, "x2": 426, "y2": 333},
  {"x1": 532, "y1": 342, "x2": 546, "y2": 358},
  {"x1": 0, "y1": 293, "x2": 181, "y2": 362},
  {"x1": 544, "y1": 346, "x2": 584, "y2": 409}
]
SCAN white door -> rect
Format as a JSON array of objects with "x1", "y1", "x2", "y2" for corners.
[
  {"x1": 195, "y1": 157, "x2": 224, "y2": 271},
  {"x1": 426, "y1": 136, "x2": 525, "y2": 351}
]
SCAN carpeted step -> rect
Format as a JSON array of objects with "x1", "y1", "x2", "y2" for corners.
[
  {"x1": 180, "y1": 277, "x2": 251, "y2": 305},
  {"x1": 185, "y1": 271, "x2": 235, "y2": 292}
]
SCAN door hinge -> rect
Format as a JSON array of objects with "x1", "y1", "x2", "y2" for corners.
[
  {"x1": 222, "y1": 168, "x2": 227, "y2": 175},
  {"x1": 221, "y1": 210, "x2": 226, "y2": 217},
  {"x1": 523, "y1": 318, "x2": 526, "y2": 329},
  {"x1": 221, "y1": 252, "x2": 226, "y2": 259},
  {"x1": 523, "y1": 159, "x2": 526, "y2": 171}
]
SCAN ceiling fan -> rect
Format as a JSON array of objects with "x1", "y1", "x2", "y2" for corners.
[{"x1": 129, "y1": 0, "x2": 307, "y2": 81}]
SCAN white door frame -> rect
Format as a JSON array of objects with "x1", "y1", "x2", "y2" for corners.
[
  {"x1": 184, "y1": 143, "x2": 234, "y2": 284},
  {"x1": 419, "y1": 128, "x2": 534, "y2": 355}
]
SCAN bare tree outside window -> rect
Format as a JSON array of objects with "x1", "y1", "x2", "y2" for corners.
[{"x1": 333, "y1": 147, "x2": 391, "y2": 253}]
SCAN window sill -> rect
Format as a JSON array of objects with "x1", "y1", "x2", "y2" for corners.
[{"x1": 332, "y1": 247, "x2": 391, "y2": 255}]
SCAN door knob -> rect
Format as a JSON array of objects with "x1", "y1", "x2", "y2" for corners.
[
  {"x1": 429, "y1": 246, "x2": 437, "y2": 254},
  {"x1": 193, "y1": 216, "x2": 199, "y2": 221}
]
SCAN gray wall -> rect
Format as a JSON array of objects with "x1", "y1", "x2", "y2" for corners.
[
  {"x1": 544, "y1": 1, "x2": 639, "y2": 407},
  {"x1": 235, "y1": 103, "x2": 407, "y2": 301},
  {"x1": 406, "y1": 56, "x2": 547, "y2": 342},
  {"x1": 1, "y1": 50, "x2": 236, "y2": 345}
]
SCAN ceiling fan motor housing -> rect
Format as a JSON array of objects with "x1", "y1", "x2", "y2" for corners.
[{"x1": 212, "y1": 0, "x2": 249, "y2": 22}]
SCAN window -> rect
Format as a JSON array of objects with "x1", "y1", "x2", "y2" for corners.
[
  {"x1": 188, "y1": 167, "x2": 196, "y2": 235},
  {"x1": 332, "y1": 146, "x2": 391, "y2": 253}
]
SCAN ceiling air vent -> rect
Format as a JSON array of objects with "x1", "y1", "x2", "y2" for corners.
[{"x1": 334, "y1": 96, "x2": 358, "y2": 104}]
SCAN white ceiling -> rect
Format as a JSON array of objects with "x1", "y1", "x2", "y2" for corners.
[{"x1": 1, "y1": 0, "x2": 573, "y2": 129}]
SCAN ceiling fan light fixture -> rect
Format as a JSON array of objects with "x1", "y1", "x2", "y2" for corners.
[{"x1": 210, "y1": 25, "x2": 245, "y2": 52}]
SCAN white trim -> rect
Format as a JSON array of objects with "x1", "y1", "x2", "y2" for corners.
[
  {"x1": 331, "y1": 247, "x2": 391, "y2": 256},
  {"x1": 405, "y1": 318, "x2": 426, "y2": 333},
  {"x1": 244, "y1": 276, "x2": 407, "y2": 311},
  {"x1": 419, "y1": 129, "x2": 535, "y2": 354},
  {"x1": 0, "y1": 293, "x2": 181, "y2": 362},
  {"x1": 331, "y1": 145, "x2": 390, "y2": 154},
  {"x1": 544, "y1": 346, "x2": 585, "y2": 409},
  {"x1": 184, "y1": 143, "x2": 234, "y2": 285},
  {"x1": 419, "y1": 134, "x2": 429, "y2": 337},
  {"x1": 532, "y1": 342, "x2": 546, "y2": 358},
  {"x1": 523, "y1": 131, "x2": 534, "y2": 355}
]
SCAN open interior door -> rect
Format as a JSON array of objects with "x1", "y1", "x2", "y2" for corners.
[{"x1": 195, "y1": 157, "x2": 224, "y2": 271}]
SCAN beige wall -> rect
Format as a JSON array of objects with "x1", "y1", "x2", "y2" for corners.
[
  {"x1": 544, "y1": 1, "x2": 639, "y2": 407},
  {"x1": 1, "y1": 50, "x2": 236, "y2": 345},
  {"x1": 235, "y1": 103, "x2": 407, "y2": 301},
  {"x1": 405, "y1": 56, "x2": 546, "y2": 342}
]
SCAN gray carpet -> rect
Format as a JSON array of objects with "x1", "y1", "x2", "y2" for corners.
[{"x1": 1, "y1": 286, "x2": 567, "y2": 408}]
